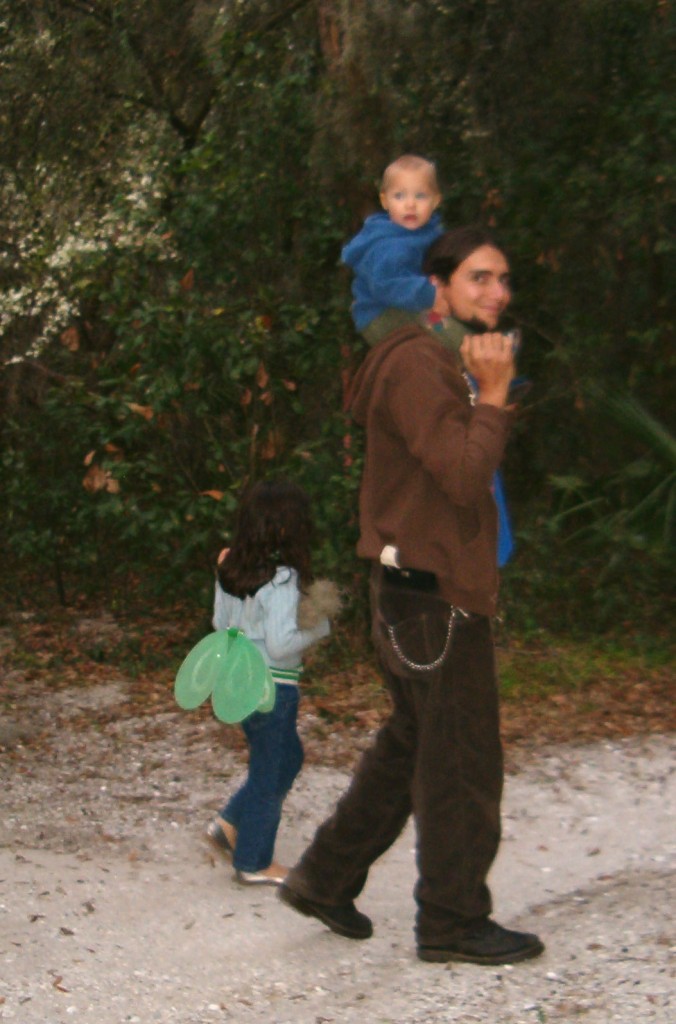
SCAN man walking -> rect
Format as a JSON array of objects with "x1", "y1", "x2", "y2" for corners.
[{"x1": 279, "y1": 227, "x2": 544, "y2": 965}]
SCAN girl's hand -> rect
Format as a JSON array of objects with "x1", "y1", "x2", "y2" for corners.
[{"x1": 217, "y1": 547, "x2": 230, "y2": 565}]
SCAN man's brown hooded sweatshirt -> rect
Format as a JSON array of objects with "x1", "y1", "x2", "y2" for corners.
[{"x1": 347, "y1": 324, "x2": 512, "y2": 617}]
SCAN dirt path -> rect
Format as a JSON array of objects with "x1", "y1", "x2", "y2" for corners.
[{"x1": 1, "y1": 669, "x2": 674, "y2": 1024}]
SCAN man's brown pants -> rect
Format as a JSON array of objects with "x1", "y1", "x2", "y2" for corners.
[{"x1": 286, "y1": 568, "x2": 504, "y2": 945}]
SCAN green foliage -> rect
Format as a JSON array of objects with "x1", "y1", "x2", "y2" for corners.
[
  {"x1": 1, "y1": 216, "x2": 361, "y2": 601},
  {"x1": 549, "y1": 391, "x2": 676, "y2": 554},
  {"x1": 0, "y1": 0, "x2": 673, "y2": 634}
]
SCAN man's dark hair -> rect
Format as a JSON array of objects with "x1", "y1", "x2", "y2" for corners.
[{"x1": 423, "y1": 226, "x2": 507, "y2": 282}]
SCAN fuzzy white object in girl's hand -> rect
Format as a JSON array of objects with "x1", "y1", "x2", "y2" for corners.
[{"x1": 297, "y1": 580, "x2": 342, "y2": 629}]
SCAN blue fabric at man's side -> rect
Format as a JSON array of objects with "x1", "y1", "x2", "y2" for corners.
[{"x1": 494, "y1": 469, "x2": 514, "y2": 568}]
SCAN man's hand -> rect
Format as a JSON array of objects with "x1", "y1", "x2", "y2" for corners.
[{"x1": 460, "y1": 333, "x2": 515, "y2": 408}]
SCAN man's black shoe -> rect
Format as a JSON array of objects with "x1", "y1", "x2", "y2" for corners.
[
  {"x1": 278, "y1": 883, "x2": 373, "y2": 940},
  {"x1": 418, "y1": 918, "x2": 544, "y2": 965}
]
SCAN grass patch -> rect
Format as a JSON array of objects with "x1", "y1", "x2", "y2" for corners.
[{"x1": 498, "y1": 630, "x2": 673, "y2": 701}]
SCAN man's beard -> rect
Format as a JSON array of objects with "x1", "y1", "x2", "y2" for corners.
[{"x1": 462, "y1": 315, "x2": 495, "y2": 334}]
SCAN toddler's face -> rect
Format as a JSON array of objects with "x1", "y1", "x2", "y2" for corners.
[{"x1": 380, "y1": 169, "x2": 440, "y2": 231}]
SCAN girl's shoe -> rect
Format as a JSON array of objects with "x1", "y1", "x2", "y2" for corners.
[
  {"x1": 235, "y1": 866, "x2": 287, "y2": 887},
  {"x1": 206, "y1": 819, "x2": 235, "y2": 859}
]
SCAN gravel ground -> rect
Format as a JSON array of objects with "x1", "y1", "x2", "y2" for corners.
[{"x1": 0, "y1": 675, "x2": 674, "y2": 1024}]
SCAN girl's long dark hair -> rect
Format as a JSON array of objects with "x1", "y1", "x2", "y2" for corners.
[{"x1": 217, "y1": 478, "x2": 315, "y2": 598}]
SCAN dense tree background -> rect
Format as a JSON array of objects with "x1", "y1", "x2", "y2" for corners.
[{"x1": 1, "y1": 0, "x2": 674, "y2": 632}]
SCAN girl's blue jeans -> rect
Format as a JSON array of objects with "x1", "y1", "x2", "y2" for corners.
[{"x1": 221, "y1": 683, "x2": 303, "y2": 872}]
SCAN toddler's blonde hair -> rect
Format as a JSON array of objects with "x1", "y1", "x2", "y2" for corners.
[{"x1": 380, "y1": 155, "x2": 439, "y2": 194}]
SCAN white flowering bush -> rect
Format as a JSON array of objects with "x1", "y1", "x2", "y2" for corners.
[{"x1": 1, "y1": 134, "x2": 177, "y2": 368}]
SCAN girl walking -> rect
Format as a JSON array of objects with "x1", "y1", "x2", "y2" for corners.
[{"x1": 207, "y1": 478, "x2": 333, "y2": 885}]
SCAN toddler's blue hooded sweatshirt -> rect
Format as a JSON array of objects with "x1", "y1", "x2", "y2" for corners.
[{"x1": 342, "y1": 212, "x2": 444, "y2": 331}]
